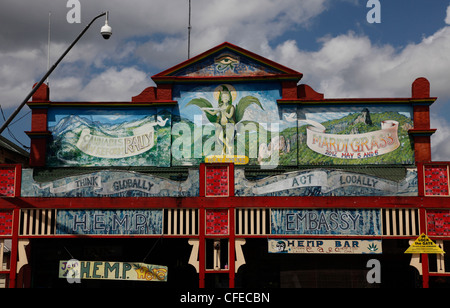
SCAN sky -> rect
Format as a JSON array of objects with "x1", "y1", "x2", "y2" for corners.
[{"x1": 0, "y1": 0, "x2": 449, "y2": 161}]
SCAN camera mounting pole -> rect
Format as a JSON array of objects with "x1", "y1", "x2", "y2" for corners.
[{"x1": 0, "y1": 11, "x2": 110, "y2": 135}]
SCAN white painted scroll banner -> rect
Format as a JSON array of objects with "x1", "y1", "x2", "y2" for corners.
[
  {"x1": 251, "y1": 170, "x2": 405, "y2": 195},
  {"x1": 76, "y1": 123, "x2": 155, "y2": 159},
  {"x1": 75, "y1": 116, "x2": 168, "y2": 159},
  {"x1": 303, "y1": 119, "x2": 400, "y2": 159},
  {"x1": 252, "y1": 171, "x2": 328, "y2": 195},
  {"x1": 33, "y1": 173, "x2": 183, "y2": 196}
]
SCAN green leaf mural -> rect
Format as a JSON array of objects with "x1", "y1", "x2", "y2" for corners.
[{"x1": 186, "y1": 84, "x2": 265, "y2": 156}]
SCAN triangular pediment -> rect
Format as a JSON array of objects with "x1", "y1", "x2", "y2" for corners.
[{"x1": 152, "y1": 42, "x2": 302, "y2": 82}]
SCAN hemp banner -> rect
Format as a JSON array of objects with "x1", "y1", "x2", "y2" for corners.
[{"x1": 59, "y1": 260, "x2": 168, "y2": 282}]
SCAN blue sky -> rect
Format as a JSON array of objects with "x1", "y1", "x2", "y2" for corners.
[{"x1": 0, "y1": 0, "x2": 449, "y2": 161}]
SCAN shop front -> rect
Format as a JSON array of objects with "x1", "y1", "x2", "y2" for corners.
[{"x1": 0, "y1": 42, "x2": 449, "y2": 288}]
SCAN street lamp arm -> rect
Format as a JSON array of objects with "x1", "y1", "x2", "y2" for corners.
[{"x1": 0, "y1": 12, "x2": 108, "y2": 135}]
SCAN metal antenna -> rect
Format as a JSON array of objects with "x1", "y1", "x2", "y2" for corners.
[{"x1": 188, "y1": 0, "x2": 191, "y2": 59}]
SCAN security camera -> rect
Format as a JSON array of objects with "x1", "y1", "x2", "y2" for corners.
[{"x1": 101, "y1": 23, "x2": 112, "y2": 39}]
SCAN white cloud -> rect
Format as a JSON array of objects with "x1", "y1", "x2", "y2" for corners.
[
  {"x1": 0, "y1": 47, "x2": 48, "y2": 108},
  {"x1": 431, "y1": 116, "x2": 450, "y2": 161},
  {"x1": 0, "y1": 0, "x2": 329, "y2": 105},
  {"x1": 269, "y1": 26, "x2": 450, "y2": 100},
  {"x1": 446, "y1": 5, "x2": 450, "y2": 25},
  {"x1": 51, "y1": 67, "x2": 149, "y2": 102},
  {"x1": 1, "y1": 0, "x2": 450, "y2": 161},
  {"x1": 80, "y1": 67, "x2": 149, "y2": 101},
  {"x1": 264, "y1": 16, "x2": 450, "y2": 160},
  {"x1": 135, "y1": 0, "x2": 329, "y2": 68}
]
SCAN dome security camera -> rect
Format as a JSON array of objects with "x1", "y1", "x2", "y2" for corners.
[
  {"x1": 100, "y1": 12, "x2": 112, "y2": 40},
  {"x1": 101, "y1": 22, "x2": 112, "y2": 39}
]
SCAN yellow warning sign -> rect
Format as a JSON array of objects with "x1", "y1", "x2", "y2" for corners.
[{"x1": 404, "y1": 233, "x2": 445, "y2": 254}]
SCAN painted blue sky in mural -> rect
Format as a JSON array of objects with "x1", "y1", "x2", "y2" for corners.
[
  {"x1": 175, "y1": 82, "x2": 282, "y2": 128},
  {"x1": 1, "y1": 0, "x2": 449, "y2": 161},
  {"x1": 47, "y1": 108, "x2": 156, "y2": 126},
  {"x1": 301, "y1": 106, "x2": 412, "y2": 125}
]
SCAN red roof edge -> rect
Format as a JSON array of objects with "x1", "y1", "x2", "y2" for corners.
[{"x1": 151, "y1": 42, "x2": 303, "y2": 82}]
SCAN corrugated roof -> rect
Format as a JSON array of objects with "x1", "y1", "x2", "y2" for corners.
[{"x1": 0, "y1": 135, "x2": 29, "y2": 157}]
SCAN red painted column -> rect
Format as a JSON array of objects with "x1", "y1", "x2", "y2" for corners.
[
  {"x1": 229, "y1": 208, "x2": 235, "y2": 288},
  {"x1": 419, "y1": 208, "x2": 429, "y2": 288},
  {"x1": 8, "y1": 208, "x2": 20, "y2": 288},
  {"x1": 198, "y1": 207, "x2": 206, "y2": 288},
  {"x1": 422, "y1": 254, "x2": 429, "y2": 288},
  {"x1": 410, "y1": 77, "x2": 436, "y2": 163},
  {"x1": 198, "y1": 164, "x2": 206, "y2": 287},
  {"x1": 27, "y1": 83, "x2": 50, "y2": 167},
  {"x1": 417, "y1": 163, "x2": 425, "y2": 197},
  {"x1": 157, "y1": 84, "x2": 173, "y2": 101},
  {"x1": 228, "y1": 164, "x2": 235, "y2": 288},
  {"x1": 7, "y1": 165, "x2": 22, "y2": 288}
]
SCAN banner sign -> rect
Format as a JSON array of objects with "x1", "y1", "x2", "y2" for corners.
[
  {"x1": 75, "y1": 121, "x2": 159, "y2": 159},
  {"x1": 46, "y1": 108, "x2": 171, "y2": 167},
  {"x1": 21, "y1": 169, "x2": 199, "y2": 198},
  {"x1": 251, "y1": 170, "x2": 327, "y2": 195},
  {"x1": 235, "y1": 168, "x2": 417, "y2": 197},
  {"x1": 271, "y1": 209, "x2": 381, "y2": 236},
  {"x1": 59, "y1": 260, "x2": 168, "y2": 282},
  {"x1": 305, "y1": 119, "x2": 400, "y2": 159},
  {"x1": 249, "y1": 171, "x2": 408, "y2": 195},
  {"x1": 56, "y1": 209, "x2": 163, "y2": 235},
  {"x1": 298, "y1": 106, "x2": 414, "y2": 165},
  {"x1": 268, "y1": 239, "x2": 382, "y2": 254}
]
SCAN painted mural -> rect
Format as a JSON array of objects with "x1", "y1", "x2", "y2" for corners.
[
  {"x1": 20, "y1": 168, "x2": 199, "y2": 197},
  {"x1": 172, "y1": 82, "x2": 298, "y2": 167},
  {"x1": 235, "y1": 167, "x2": 417, "y2": 197},
  {"x1": 170, "y1": 51, "x2": 284, "y2": 78},
  {"x1": 270, "y1": 209, "x2": 382, "y2": 236},
  {"x1": 56, "y1": 209, "x2": 163, "y2": 235},
  {"x1": 46, "y1": 107, "x2": 171, "y2": 167},
  {"x1": 43, "y1": 47, "x2": 415, "y2": 169},
  {"x1": 298, "y1": 105, "x2": 414, "y2": 165}
]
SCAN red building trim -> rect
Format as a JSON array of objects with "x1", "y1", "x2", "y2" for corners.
[
  {"x1": 1, "y1": 195, "x2": 449, "y2": 210},
  {"x1": 152, "y1": 42, "x2": 303, "y2": 83}
]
